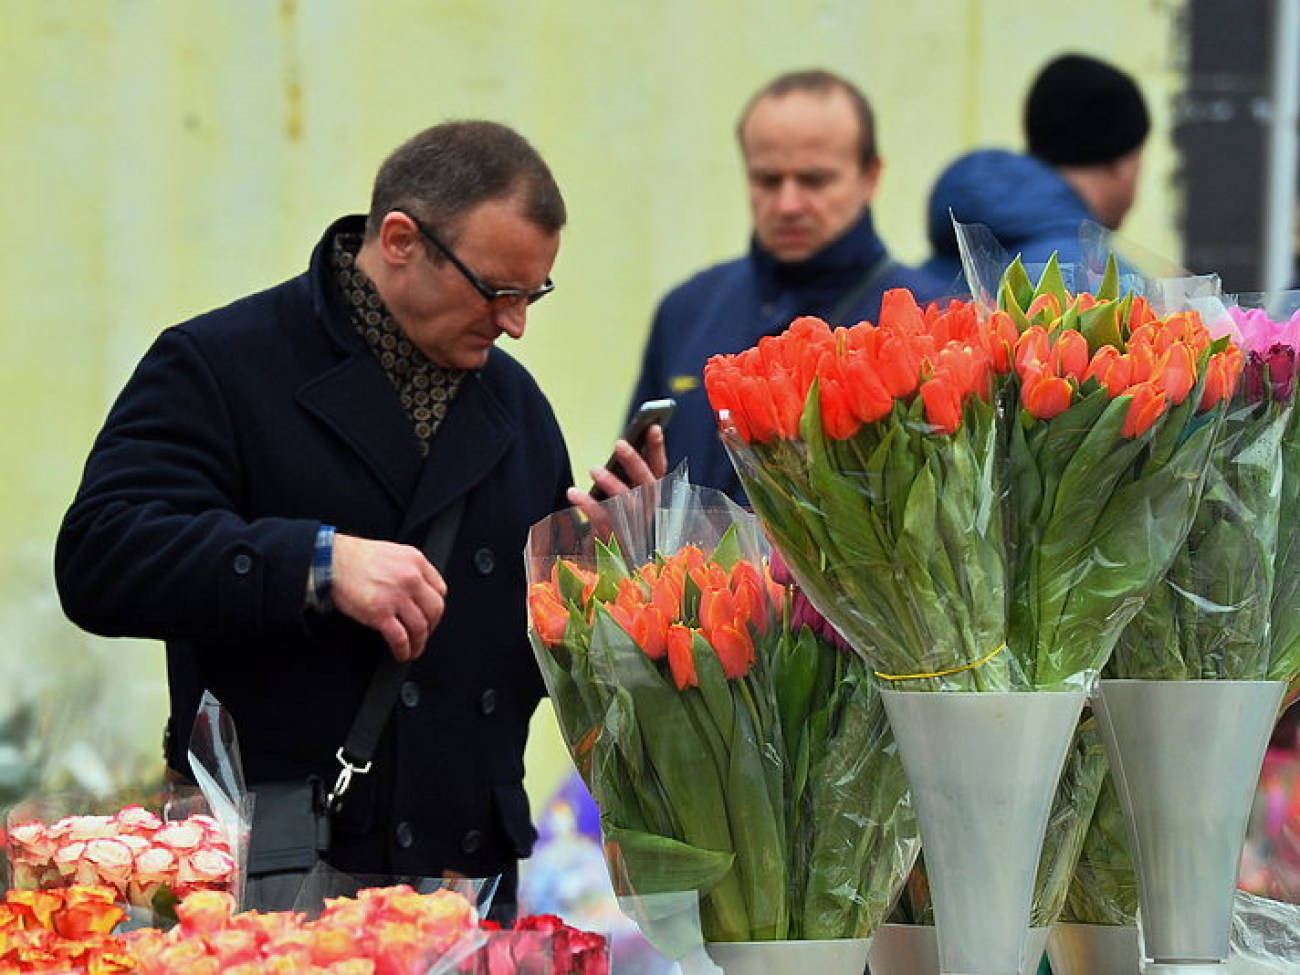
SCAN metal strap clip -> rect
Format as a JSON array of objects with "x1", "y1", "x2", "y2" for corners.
[{"x1": 326, "y1": 748, "x2": 373, "y2": 812}]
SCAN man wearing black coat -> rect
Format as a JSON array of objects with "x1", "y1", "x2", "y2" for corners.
[{"x1": 54, "y1": 121, "x2": 662, "y2": 912}]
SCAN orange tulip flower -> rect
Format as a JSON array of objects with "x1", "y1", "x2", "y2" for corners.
[
  {"x1": 840, "y1": 351, "x2": 896, "y2": 424},
  {"x1": 1121, "y1": 381, "x2": 1168, "y2": 438},
  {"x1": 1015, "y1": 326, "x2": 1051, "y2": 376},
  {"x1": 919, "y1": 375, "x2": 964, "y2": 434},
  {"x1": 1025, "y1": 292, "x2": 1062, "y2": 321},
  {"x1": 1021, "y1": 365, "x2": 1074, "y2": 420},
  {"x1": 1155, "y1": 343, "x2": 1197, "y2": 406},
  {"x1": 980, "y1": 310, "x2": 1019, "y2": 373},
  {"x1": 1085, "y1": 346, "x2": 1132, "y2": 397},
  {"x1": 699, "y1": 586, "x2": 740, "y2": 633},
  {"x1": 1049, "y1": 329, "x2": 1090, "y2": 381},
  {"x1": 528, "y1": 584, "x2": 570, "y2": 647},
  {"x1": 1199, "y1": 345, "x2": 1243, "y2": 411},
  {"x1": 707, "y1": 621, "x2": 756, "y2": 679},
  {"x1": 875, "y1": 332, "x2": 924, "y2": 399},
  {"x1": 665, "y1": 624, "x2": 699, "y2": 690}
]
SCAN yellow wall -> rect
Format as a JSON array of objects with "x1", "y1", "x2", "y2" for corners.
[{"x1": 1, "y1": 2, "x2": 1186, "y2": 800}]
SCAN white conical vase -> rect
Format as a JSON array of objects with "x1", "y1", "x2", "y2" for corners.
[
  {"x1": 1094, "y1": 679, "x2": 1286, "y2": 971},
  {"x1": 870, "y1": 923, "x2": 1050, "y2": 975},
  {"x1": 879, "y1": 689, "x2": 1086, "y2": 975},
  {"x1": 701, "y1": 936, "x2": 873, "y2": 975},
  {"x1": 1046, "y1": 922, "x2": 1140, "y2": 975}
]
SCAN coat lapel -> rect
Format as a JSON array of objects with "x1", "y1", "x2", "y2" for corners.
[
  {"x1": 402, "y1": 367, "x2": 514, "y2": 536},
  {"x1": 296, "y1": 354, "x2": 425, "y2": 508}
]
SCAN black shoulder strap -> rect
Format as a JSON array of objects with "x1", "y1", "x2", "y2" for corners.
[
  {"x1": 329, "y1": 497, "x2": 467, "y2": 806},
  {"x1": 828, "y1": 255, "x2": 898, "y2": 325}
]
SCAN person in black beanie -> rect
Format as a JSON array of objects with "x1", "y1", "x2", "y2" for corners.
[
  {"x1": 921, "y1": 52, "x2": 1151, "y2": 285},
  {"x1": 1025, "y1": 52, "x2": 1150, "y2": 230}
]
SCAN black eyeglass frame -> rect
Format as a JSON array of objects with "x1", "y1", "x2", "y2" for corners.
[{"x1": 392, "y1": 207, "x2": 555, "y2": 306}]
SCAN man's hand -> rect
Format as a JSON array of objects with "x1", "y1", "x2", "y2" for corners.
[
  {"x1": 331, "y1": 534, "x2": 447, "y2": 662},
  {"x1": 566, "y1": 424, "x2": 668, "y2": 515}
]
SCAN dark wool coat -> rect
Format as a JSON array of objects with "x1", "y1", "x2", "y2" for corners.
[{"x1": 55, "y1": 216, "x2": 572, "y2": 881}]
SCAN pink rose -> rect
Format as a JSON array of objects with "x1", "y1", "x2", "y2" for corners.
[
  {"x1": 153, "y1": 822, "x2": 204, "y2": 852},
  {"x1": 174, "y1": 848, "x2": 235, "y2": 893},
  {"x1": 8, "y1": 822, "x2": 56, "y2": 863},
  {"x1": 82, "y1": 837, "x2": 135, "y2": 890},
  {"x1": 61, "y1": 815, "x2": 117, "y2": 842},
  {"x1": 114, "y1": 805, "x2": 162, "y2": 836},
  {"x1": 53, "y1": 839, "x2": 87, "y2": 878}
]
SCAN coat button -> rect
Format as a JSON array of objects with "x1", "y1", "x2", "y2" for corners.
[
  {"x1": 472, "y1": 547, "x2": 495, "y2": 576},
  {"x1": 400, "y1": 681, "x2": 420, "y2": 709},
  {"x1": 395, "y1": 821, "x2": 414, "y2": 848},
  {"x1": 232, "y1": 553, "x2": 253, "y2": 575},
  {"x1": 479, "y1": 689, "x2": 497, "y2": 715},
  {"x1": 461, "y1": 829, "x2": 483, "y2": 854}
]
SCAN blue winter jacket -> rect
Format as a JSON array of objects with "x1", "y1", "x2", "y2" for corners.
[
  {"x1": 921, "y1": 149, "x2": 1096, "y2": 287},
  {"x1": 627, "y1": 208, "x2": 949, "y2": 501}
]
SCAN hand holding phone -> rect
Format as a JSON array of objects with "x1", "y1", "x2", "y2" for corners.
[{"x1": 589, "y1": 398, "x2": 675, "y2": 500}]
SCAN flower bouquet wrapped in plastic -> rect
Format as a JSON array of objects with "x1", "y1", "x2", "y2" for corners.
[
  {"x1": 4, "y1": 796, "x2": 239, "y2": 917},
  {"x1": 706, "y1": 260, "x2": 1235, "y2": 974},
  {"x1": 524, "y1": 470, "x2": 917, "y2": 950},
  {"x1": 1063, "y1": 292, "x2": 1300, "y2": 952},
  {"x1": 705, "y1": 264, "x2": 1232, "y2": 692},
  {"x1": 3, "y1": 694, "x2": 253, "y2": 924}
]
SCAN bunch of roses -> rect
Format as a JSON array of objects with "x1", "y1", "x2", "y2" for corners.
[
  {"x1": 457, "y1": 914, "x2": 609, "y2": 975},
  {"x1": 0, "y1": 884, "x2": 135, "y2": 973},
  {"x1": 7, "y1": 806, "x2": 236, "y2": 910},
  {"x1": 125, "y1": 885, "x2": 478, "y2": 974}
]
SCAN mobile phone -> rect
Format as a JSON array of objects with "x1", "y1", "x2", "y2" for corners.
[{"x1": 589, "y1": 398, "x2": 676, "y2": 500}]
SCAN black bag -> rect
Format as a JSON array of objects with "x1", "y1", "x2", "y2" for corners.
[
  {"x1": 242, "y1": 499, "x2": 465, "y2": 912},
  {"x1": 245, "y1": 777, "x2": 332, "y2": 911}
]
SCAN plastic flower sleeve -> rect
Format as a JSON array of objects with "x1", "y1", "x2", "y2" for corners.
[
  {"x1": 1107, "y1": 383, "x2": 1290, "y2": 680},
  {"x1": 1028, "y1": 712, "x2": 1108, "y2": 926},
  {"x1": 1209, "y1": 292, "x2": 1300, "y2": 695},
  {"x1": 185, "y1": 691, "x2": 254, "y2": 909},
  {"x1": 525, "y1": 469, "x2": 917, "y2": 947},
  {"x1": 1062, "y1": 770, "x2": 1139, "y2": 925},
  {"x1": 3, "y1": 789, "x2": 242, "y2": 923}
]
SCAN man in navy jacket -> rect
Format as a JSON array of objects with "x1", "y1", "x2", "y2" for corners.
[
  {"x1": 55, "y1": 121, "x2": 661, "y2": 911},
  {"x1": 627, "y1": 69, "x2": 948, "y2": 501}
]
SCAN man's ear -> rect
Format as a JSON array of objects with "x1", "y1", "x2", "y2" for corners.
[
  {"x1": 376, "y1": 211, "x2": 423, "y2": 267},
  {"x1": 860, "y1": 157, "x2": 884, "y2": 205}
]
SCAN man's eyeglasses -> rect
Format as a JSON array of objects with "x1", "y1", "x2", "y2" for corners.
[{"x1": 393, "y1": 208, "x2": 555, "y2": 306}]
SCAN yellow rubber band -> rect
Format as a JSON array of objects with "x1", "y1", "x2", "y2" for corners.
[{"x1": 874, "y1": 643, "x2": 1009, "y2": 682}]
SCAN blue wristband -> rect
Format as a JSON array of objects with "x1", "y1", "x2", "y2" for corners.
[{"x1": 308, "y1": 524, "x2": 335, "y2": 611}]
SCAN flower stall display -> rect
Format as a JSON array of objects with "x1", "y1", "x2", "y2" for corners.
[
  {"x1": 704, "y1": 258, "x2": 1235, "y2": 974},
  {"x1": 525, "y1": 471, "x2": 917, "y2": 966},
  {"x1": 124, "y1": 884, "x2": 480, "y2": 973},
  {"x1": 5, "y1": 800, "x2": 238, "y2": 917},
  {"x1": 0, "y1": 884, "x2": 135, "y2": 973},
  {"x1": 1056, "y1": 292, "x2": 1300, "y2": 972}
]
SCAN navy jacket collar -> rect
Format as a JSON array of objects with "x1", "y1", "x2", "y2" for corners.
[{"x1": 749, "y1": 207, "x2": 888, "y2": 293}]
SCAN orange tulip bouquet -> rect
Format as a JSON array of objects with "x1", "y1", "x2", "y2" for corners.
[
  {"x1": 706, "y1": 261, "x2": 1233, "y2": 693},
  {"x1": 1064, "y1": 293, "x2": 1298, "y2": 930},
  {"x1": 524, "y1": 472, "x2": 918, "y2": 948},
  {"x1": 703, "y1": 258, "x2": 1238, "y2": 955}
]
